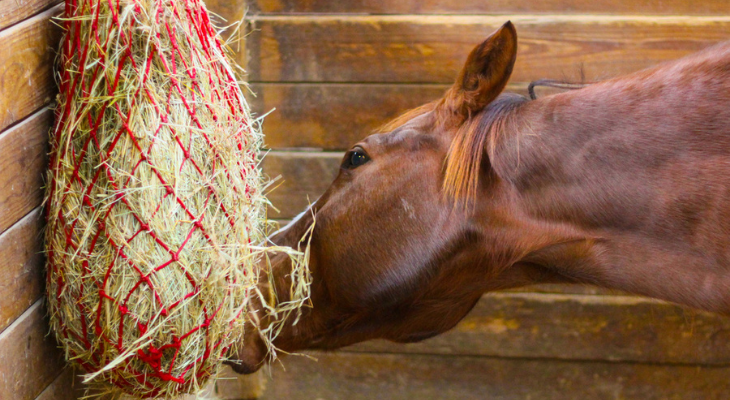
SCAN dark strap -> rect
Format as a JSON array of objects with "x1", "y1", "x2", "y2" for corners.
[{"x1": 528, "y1": 79, "x2": 592, "y2": 100}]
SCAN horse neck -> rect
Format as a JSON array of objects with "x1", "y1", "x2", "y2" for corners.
[{"x1": 483, "y1": 68, "x2": 730, "y2": 313}]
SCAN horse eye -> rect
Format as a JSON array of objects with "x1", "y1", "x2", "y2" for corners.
[{"x1": 344, "y1": 149, "x2": 370, "y2": 169}]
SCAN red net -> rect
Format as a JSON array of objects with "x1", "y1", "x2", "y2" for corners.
[{"x1": 45, "y1": 0, "x2": 264, "y2": 397}]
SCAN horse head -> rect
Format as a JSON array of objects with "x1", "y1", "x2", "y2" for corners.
[{"x1": 228, "y1": 21, "x2": 576, "y2": 373}]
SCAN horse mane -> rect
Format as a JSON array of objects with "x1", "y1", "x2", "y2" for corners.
[
  {"x1": 375, "y1": 93, "x2": 528, "y2": 206},
  {"x1": 443, "y1": 93, "x2": 528, "y2": 204}
]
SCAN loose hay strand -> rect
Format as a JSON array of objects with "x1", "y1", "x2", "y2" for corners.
[{"x1": 45, "y1": 1, "x2": 310, "y2": 398}]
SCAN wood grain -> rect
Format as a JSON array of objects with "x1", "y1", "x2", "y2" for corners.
[
  {"x1": 203, "y1": 0, "x2": 247, "y2": 43},
  {"x1": 215, "y1": 366, "x2": 266, "y2": 399},
  {"x1": 245, "y1": 15, "x2": 730, "y2": 84},
  {"x1": 258, "y1": 351, "x2": 730, "y2": 400},
  {"x1": 0, "y1": 108, "x2": 52, "y2": 235},
  {"x1": 250, "y1": 83, "x2": 448, "y2": 150},
  {"x1": 33, "y1": 369, "x2": 82, "y2": 400},
  {"x1": 204, "y1": 0, "x2": 246, "y2": 23},
  {"x1": 0, "y1": 301, "x2": 66, "y2": 400},
  {"x1": 0, "y1": 0, "x2": 59, "y2": 31},
  {"x1": 262, "y1": 151, "x2": 341, "y2": 219},
  {"x1": 0, "y1": 208, "x2": 45, "y2": 334},
  {"x1": 0, "y1": 5, "x2": 61, "y2": 132},
  {"x1": 249, "y1": 0, "x2": 730, "y2": 16},
  {"x1": 348, "y1": 292, "x2": 730, "y2": 364}
]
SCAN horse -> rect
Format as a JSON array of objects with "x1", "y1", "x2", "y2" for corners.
[{"x1": 228, "y1": 21, "x2": 730, "y2": 374}]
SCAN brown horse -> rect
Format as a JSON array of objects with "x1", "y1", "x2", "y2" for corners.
[{"x1": 229, "y1": 21, "x2": 730, "y2": 373}]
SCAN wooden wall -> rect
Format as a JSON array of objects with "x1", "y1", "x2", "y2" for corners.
[
  {"x1": 4, "y1": 0, "x2": 730, "y2": 399},
  {"x1": 0, "y1": 3, "x2": 77, "y2": 400}
]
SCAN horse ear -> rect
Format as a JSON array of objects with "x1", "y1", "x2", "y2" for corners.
[{"x1": 445, "y1": 21, "x2": 517, "y2": 119}]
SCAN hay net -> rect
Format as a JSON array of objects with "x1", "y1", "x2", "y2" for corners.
[{"x1": 45, "y1": 0, "x2": 309, "y2": 398}]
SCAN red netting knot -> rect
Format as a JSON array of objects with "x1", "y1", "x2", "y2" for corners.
[{"x1": 137, "y1": 345, "x2": 163, "y2": 370}]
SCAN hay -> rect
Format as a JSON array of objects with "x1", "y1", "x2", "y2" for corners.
[{"x1": 45, "y1": 0, "x2": 309, "y2": 398}]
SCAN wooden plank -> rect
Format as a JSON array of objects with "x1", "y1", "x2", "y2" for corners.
[
  {"x1": 250, "y1": 83, "x2": 448, "y2": 150},
  {"x1": 245, "y1": 15, "x2": 730, "y2": 84},
  {"x1": 262, "y1": 151, "x2": 341, "y2": 219},
  {"x1": 0, "y1": 301, "x2": 66, "y2": 400},
  {"x1": 508, "y1": 283, "x2": 624, "y2": 296},
  {"x1": 205, "y1": 0, "x2": 246, "y2": 24},
  {"x1": 0, "y1": 208, "x2": 45, "y2": 334},
  {"x1": 204, "y1": 0, "x2": 246, "y2": 41},
  {"x1": 0, "y1": 108, "x2": 52, "y2": 235},
  {"x1": 258, "y1": 351, "x2": 730, "y2": 400},
  {"x1": 0, "y1": 5, "x2": 61, "y2": 132},
  {"x1": 34, "y1": 369, "x2": 82, "y2": 400},
  {"x1": 250, "y1": 0, "x2": 730, "y2": 16},
  {"x1": 0, "y1": 0, "x2": 59, "y2": 31},
  {"x1": 215, "y1": 367, "x2": 266, "y2": 399},
  {"x1": 348, "y1": 292, "x2": 730, "y2": 364}
]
